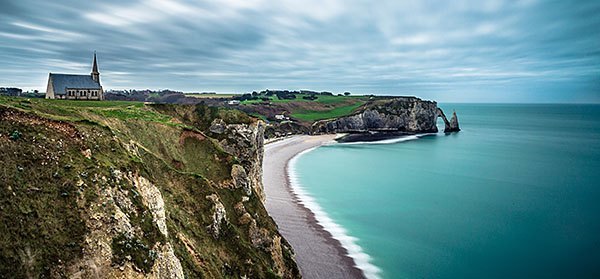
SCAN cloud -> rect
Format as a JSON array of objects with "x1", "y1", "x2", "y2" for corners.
[{"x1": 0, "y1": 0, "x2": 598, "y2": 102}]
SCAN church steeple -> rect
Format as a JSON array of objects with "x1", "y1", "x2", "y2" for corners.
[{"x1": 91, "y1": 51, "x2": 100, "y2": 83}]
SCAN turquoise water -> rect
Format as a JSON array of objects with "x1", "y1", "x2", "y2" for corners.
[{"x1": 294, "y1": 104, "x2": 600, "y2": 278}]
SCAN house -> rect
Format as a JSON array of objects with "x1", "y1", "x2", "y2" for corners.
[
  {"x1": 274, "y1": 114, "x2": 290, "y2": 121},
  {"x1": 45, "y1": 52, "x2": 104, "y2": 100}
]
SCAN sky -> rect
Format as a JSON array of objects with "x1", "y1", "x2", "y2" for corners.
[{"x1": 0, "y1": 0, "x2": 598, "y2": 103}]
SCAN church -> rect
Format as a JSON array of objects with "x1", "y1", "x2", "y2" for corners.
[{"x1": 45, "y1": 52, "x2": 104, "y2": 100}]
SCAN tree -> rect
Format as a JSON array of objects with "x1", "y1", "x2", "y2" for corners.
[{"x1": 344, "y1": 92, "x2": 351, "y2": 96}]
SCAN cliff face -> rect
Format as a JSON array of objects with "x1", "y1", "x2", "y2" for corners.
[
  {"x1": 0, "y1": 100, "x2": 299, "y2": 279},
  {"x1": 312, "y1": 97, "x2": 439, "y2": 134},
  {"x1": 209, "y1": 118, "x2": 267, "y2": 201}
]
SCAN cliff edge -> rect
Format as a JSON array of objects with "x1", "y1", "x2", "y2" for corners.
[
  {"x1": 0, "y1": 98, "x2": 299, "y2": 278},
  {"x1": 312, "y1": 97, "x2": 459, "y2": 138}
]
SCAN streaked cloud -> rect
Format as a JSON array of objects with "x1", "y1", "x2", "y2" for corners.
[{"x1": 0, "y1": 0, "x2": 598, "y2": 102}]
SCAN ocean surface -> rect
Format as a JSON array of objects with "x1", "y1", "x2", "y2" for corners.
[{"x1": 291, "y1": 104, "x2": 600, "y2": 278}]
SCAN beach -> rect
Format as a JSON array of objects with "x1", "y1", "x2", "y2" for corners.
[{"x1": 263, "y1": 135, "x2": 364, "y2": 279}]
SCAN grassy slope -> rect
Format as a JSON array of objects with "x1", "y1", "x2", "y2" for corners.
[
  {"x1": 291, "y1": 101, "x2": 364, "y2": 122},
  {"x1": 185, "y1": 93, "x2": 238, "y2": 99},
  {"x1": 241, "y1": 94, "x2": 368, "y2": 122},
  {"x1": 0, "y1": 96, "x2": 297, "y2": 278}
]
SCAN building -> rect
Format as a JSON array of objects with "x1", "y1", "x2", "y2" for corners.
[
  {"x1": 45, "y1": 52, "x2": 104, "y2": 100},
  {"x1": 274, "y1": 114, "x2": 290, "y2": 121}
]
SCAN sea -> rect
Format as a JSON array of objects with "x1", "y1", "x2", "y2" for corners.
[{"x1": 290, "y1": 104, "x2": 600, "y2": 279}]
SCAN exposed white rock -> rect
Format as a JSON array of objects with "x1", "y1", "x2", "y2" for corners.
[
  {"x1": 128, "y1": 173, "x2": 168, "y2": 237},
  {"x1": 231, "y1": 164, "x2": 252, "y2": 196},
  {"x1": 216, "y1": 120, "x2": 266, "y2": 201},
  {"x1": 209, "y1": 118, "x2": 226, "y2": 134},
  {"x1": 206, "y1": 194, "x2": 227, "y2": 238},
  {"x1": 152, "y1": 243, "x2": 184, "y2": 279}
]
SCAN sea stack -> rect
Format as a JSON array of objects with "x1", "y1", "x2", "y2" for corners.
[{"x1": 447, "y1": 110, "x2": 460, "y2": 132}]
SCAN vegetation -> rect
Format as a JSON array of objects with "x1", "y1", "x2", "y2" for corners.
[
  {"x1": 237, "y1": 92, "x2": 368, "y2": 122},
  {"x1": 0, "y1": 96, "x2": 299, "y2": 278},
  {"x1": 291, "y1": 101, "x2": 365, "y2": 121},
  {"x1": 0, "y1": 112, "x2": 88, "y2": 277},
  {"x1": 185, "y1": 93, "x2": 238, "y2": 99}
]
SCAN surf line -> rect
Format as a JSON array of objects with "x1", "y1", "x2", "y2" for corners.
[{"x1": 288, "y1": 146, "x2": 383, "y2": 279}]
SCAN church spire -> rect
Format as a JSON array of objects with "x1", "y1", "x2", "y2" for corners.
[{"x1": 91, "y1": 51, "x2": 100, "y2": 83}]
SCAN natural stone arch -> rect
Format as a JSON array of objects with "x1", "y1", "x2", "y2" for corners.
[{"x1": 437, "y1": 108, "x2": 460, "y2": 133}]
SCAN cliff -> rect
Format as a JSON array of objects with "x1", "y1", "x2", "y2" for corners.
[
  {"x1": 312, "y1": 97, "x2": 440, "y2": 134},
  {"x1": 0, "y1": 98, "x2": 299, "y2": 278}
]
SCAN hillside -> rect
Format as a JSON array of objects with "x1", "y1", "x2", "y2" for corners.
[
  {"x1": 234, "y1": 91, "x2": 369, "y2": 123},
  {"x1": 0, "y1": 97, "x2": 299, "y2": 278}
]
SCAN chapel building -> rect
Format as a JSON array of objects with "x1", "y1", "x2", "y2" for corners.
[{"x1": 45, "y1": 52, "x2": 104, "y2": 100}]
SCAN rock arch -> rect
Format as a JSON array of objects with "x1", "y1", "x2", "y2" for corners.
[{"x1": 437, "y1": 108, "x2": 460, "y2": 133}]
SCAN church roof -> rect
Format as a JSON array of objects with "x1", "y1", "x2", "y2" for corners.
[{"x1": 49, "y1": 73, "x2": 101, "y2": 94}]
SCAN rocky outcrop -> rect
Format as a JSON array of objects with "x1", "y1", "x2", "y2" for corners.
[
  {"x1": 265, "y1": 121, "x2": 310, "y2": 139},
  {"x1": 205, "y1": 194, "x2": 227, "y2": 238},
  {"x1": 209, "y1": 118, "x2": 267, "y2": 201},
  {"x1": 449, "y1": 110, "x2": 460, "y2": 132},
  {"x1": 312, "y1": 97, "x2": 439, "y2": 134},
  {"x1": 66, "y1": 170, "x2": 184, "y2": 279},
  {"x1": 437, "y1": 108, "x2": 460, "y2": 133}
]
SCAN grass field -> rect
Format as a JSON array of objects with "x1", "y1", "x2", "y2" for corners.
[
  {"x1": 0, "y1": 94, "x2": 367, "y2": 125},
  {"x1": 240, "y1": 93, "x2": 368, "y2": 122},
  {"x1": 42, "y1": 99, "x2": 144, "y2": 107},
  {"x1": 185, "y1": 93, "x2": 238, "y2": 99},
  {"x1": 241, "y1": 94, "x2": 364, "y2": 105},
  {"x1": 0, "y1": 97, "x2": 177, "y2": 125},
  {"x1": 291, "y1": 101, "x2": 365, "y2": 121}
]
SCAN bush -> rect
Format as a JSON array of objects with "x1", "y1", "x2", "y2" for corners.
[
  {"x1": 302, "y1": 95, "x2": 318, "y2": 100},
  {"x1": 9, "y1": 130, "x2": 21, "y2": 141},
  {"x1": 276, "y1": 92, "x2": 296, "y2": 100}
]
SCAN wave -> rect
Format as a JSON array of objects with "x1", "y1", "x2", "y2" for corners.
[
  {"x1": 337, "y1": 132, "x2": 438, "y2": 145},
  {"x1": 288, "y1": 147, "x2": 383, "y2": 279}
]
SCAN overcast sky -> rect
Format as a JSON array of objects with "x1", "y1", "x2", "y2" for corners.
[{"x1": 0, "y1": 0, "x2": 598, "y2": 102}]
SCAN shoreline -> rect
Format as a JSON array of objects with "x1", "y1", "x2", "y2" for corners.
[{"x1": 263, "y1": 135, "x2": 366, "y2": 279}]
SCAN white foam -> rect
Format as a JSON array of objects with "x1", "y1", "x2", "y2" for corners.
[
  {"x1": 288, "y1": 147, "x2": 383, "y2": 279},
  {"x1": 339, "y1": 132, "x2": 437, "y2": 145}
]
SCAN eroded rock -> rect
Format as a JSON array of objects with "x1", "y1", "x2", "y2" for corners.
[
  {"x1": 313, "y1": 97, "x2": 439, "y2": 133},
  {"x1": 206, "y1": 194, "x2": 227, "y2": 238}
]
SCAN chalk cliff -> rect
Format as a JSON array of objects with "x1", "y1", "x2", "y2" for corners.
[{"x1": 312, "y1": 97, "x2": 443, "y2": 134}]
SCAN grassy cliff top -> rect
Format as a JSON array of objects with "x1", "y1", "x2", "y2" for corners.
[
  {"x1": 0, "y1": 96, "x2": 299, "y2": 278},
  {"x1": 237, "y1": 93, "x2": 370, "y2": 122}
]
